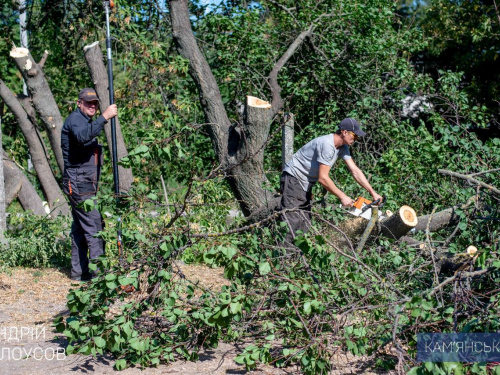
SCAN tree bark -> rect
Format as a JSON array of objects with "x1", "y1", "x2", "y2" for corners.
[
  {"x1": 413, "y1": 207, "x2": 460, "y2": 233},
  {"x1": 231, "y1": 96, "x2": 278, "y2": 216},
  {"x1": 0, "y1": 102, "x2": 6, "y2": 237},
  {"x1": 169, "y1": 0, "x2": 230, "y2": 160},
  {"x1": 168, "y1": 0, "x2": 308, "y2": 218},
  {"x1": 282, "y1": 113, "x2": 294, "y2": 169},
  {"x1": 83, "y1": 41, "x2": 133, "y2": 192},
  {"x1": 2, "y1": 151, "x2": 46, "y2": 215},
  {"x1": 0, "y1": 80, "x2": 70, "y2": 216},
  {"x1": 9, "y1": 47, "x2": 64, "y2": 174}
]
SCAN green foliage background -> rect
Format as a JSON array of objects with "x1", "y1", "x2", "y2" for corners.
[{"x1": 1, "y1": 0, "x2": 500, "y2": 373}]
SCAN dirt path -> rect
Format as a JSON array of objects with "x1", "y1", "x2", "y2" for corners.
[{"x1": 0, "y1": 268, "x2": 392, "y2": 374}]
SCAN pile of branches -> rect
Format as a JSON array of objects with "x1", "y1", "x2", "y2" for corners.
[{"x1": 56, "y1": 169, "x2": 500, "y2": 374}]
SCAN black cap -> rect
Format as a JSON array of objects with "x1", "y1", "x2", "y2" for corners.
[
  {"x1": 339, "y1": 118, "x2": 366, "y2": 137},
  {"x1": 78, "y1": 88, "x2": 100, "y2": 102}
]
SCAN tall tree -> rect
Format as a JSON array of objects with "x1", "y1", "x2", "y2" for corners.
[
  {"x1": 167, "y1": 0, "x2": 426, "y2": 217},
  {"x1": 0, "y1": 102, "x2": 6, "y2": 237}
]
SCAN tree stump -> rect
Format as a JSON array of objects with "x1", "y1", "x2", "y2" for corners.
[{"x1": 379, "y1": 205, "x2": 418, "y2": 240}]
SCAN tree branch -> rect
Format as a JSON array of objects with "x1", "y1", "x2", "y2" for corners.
[
  {"x1": 438, "y1": 169, "x2": 500, "y2": 195},
  {"x1": 38, "y1": 50, "x2": 49, "y2": 69},
  {"x1": 269, "y1": 27, "x2": 313, "y2": 118}
]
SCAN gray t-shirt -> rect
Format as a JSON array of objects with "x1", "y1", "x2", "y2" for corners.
[{"x1": 283, "y1": 134, "x2": 351, "y2": 191}]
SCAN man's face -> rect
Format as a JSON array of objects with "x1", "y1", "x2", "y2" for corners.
[
  {"x1": 77, "y1": 99, "x2": 99, "y2": 118},
  {"x1": 342, "y1": 130, "x2": 358, "y2": 146}
]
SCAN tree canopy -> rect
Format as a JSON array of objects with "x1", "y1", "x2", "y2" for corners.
[{"x1": 1, "y1": 0, "x2": 499, "y2": 373}]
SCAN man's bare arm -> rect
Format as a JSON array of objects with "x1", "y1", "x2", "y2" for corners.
[
  {"x1": 344, "y1": 158, "x2": 382, "y2": 202},
  {"x1": 318, "y1": 163, "x2": 353, "y2": 206}
]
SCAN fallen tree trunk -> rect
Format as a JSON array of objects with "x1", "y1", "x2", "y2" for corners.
[
  {"x1": 434, "y1": 246, "x2": 478, "y2": 275},
  {"x1": 83, "y1": 41, "x2": 133, "y2": 192},
  {"x1": 413, "y1": 196, "x2": 477, "y2": 233},
  {"x1": 338, "y1": 205, "x2": 418, "y2": 242},
  {"x1": 2, "y1": 151, "x2": 46, "y2": 215}
]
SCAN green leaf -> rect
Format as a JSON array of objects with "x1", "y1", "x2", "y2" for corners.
[
  {"x1": 259, "y1": 262, "x2": 271, "y2": 275},
  {"x1": 94, "y1": 336, "x2": 106, "y2": 348},
  {"x1": 115, "y1": 359, "x2": 127, "y2": 370},
  {"x1": 230, "y1": 302, "x2": 242, "y2": 314},
  {"x1": 304, "y1": 301, "x2": 312, "y2": 315}
]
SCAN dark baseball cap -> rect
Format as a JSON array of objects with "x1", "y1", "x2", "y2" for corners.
[
  {"x1": 339, "y1": 118, "x2": 366, "y2": 137},
  {"x1": 78, "y1": 88, "x2": 100, "y2": 102}
]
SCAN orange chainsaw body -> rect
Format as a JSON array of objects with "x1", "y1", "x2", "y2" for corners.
[{"x1": 353, "y1": 197, "x2": 372, "y2": 210}]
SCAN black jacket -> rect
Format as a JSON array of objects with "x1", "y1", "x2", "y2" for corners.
[{"x1": 61, "y1": 108, "x2": 106, "y2": 170}]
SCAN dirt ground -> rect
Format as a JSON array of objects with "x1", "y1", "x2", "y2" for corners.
[{"x1": 0, "y1": 267, "x2": 394, "y2": 375}]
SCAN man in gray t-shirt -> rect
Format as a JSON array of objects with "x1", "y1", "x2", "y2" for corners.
[{"x1": 280, "y1": 118, "x2": 382, "y2": 243}]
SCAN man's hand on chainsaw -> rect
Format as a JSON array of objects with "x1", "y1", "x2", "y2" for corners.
[
  {"x1": 371, "y1": 192, "x2": 383, "y2": 205},
  {"x1": 340, "y1": 195, "x2": 354, "y2": 207}
]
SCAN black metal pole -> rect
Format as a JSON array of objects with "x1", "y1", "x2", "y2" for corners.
[
  {"x1": 104, "y1": 2, "x2": 119, "y2": 196},
  {"x1": 104, "y1": 0, "x2": 123, "y2": 257}
]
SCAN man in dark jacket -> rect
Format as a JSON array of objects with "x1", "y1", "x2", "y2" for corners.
[{"x1": 61, "y1": 88, "x2": 117, "y2": 281}]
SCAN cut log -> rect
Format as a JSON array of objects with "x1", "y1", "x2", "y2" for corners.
[
  {"x1": 413, "y1": 196, "x2": 477, "y2": 233},
  {"x1": 247, "y1": 96, "x2": 272, "y2": 109},
  {"x1": 379, "y1": 205, "x2": 418, "y2": 240},
  {"x1": 434, "y1": 247, "x2": 478, "y2": 275},
  {"x1": 332, "y1": 205, "x2": 418, "y2": 246}
]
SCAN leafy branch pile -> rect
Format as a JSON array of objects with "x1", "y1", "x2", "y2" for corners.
[{"x1": 55, "y1": 142, "x2": 500, "y2": 374}]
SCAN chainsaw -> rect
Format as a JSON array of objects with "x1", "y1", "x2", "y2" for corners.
[{"x1": 341, "y1": 196, "x2": 386, "y2": 220}]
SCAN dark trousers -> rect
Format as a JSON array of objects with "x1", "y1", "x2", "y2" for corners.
[
  {"x1": 63, "y1": 167, "x2": 104, "y2": 279},
  {"x1": 280, "y1": 172, "x2": 313, "y2": 244}
]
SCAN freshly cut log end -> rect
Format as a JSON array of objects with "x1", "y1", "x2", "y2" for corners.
[
  {"x1": 10, "y1": 47, "x2": 29, "y2": 58},
  {"x1": 83, "y1": 41, "x2": 100, "y2": 52},
  {"x1": 247, "y1": 96, "x2": 271, "y2": 109},
  {"x1": 466, "y1": 245, "x2": 478, "y2": 256},
  {"x1": 380, "y1": 205, "x2": 418, "y2": 240}
]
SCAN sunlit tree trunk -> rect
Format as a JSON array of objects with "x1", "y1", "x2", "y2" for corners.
[{"x1": 0, "y1": 103, "x2": 6, "y2": 238}]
